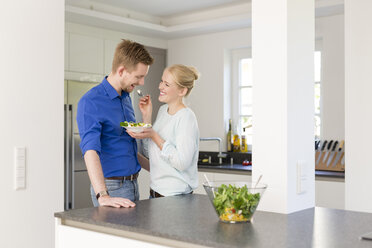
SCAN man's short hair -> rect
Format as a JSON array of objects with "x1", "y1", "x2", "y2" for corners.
[{"x1": 112, "y1": 39, "x2": 154, "y2": 73}]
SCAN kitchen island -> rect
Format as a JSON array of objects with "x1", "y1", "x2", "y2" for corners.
[{"x1": 55, "y1": 194, "x2": 372, "y2": 248}]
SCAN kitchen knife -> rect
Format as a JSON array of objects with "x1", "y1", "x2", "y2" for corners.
[
  {"x1": 323, "y1": 140, "x2": 334, "y2": 163},
  {"x1": 316, "y1": 140, "x2": 327, "y2": 165},
  {"x1": 341, "y1": 151, "x2": 345, "y2": 166},
  {"x1": 333, "y1": 140, "x2": 345, "y2": 167},
  {"x1": 336, "y1": 151, "x2": 345, "y2": 169},
  {"x1": 315, "y1": 140, "x2": 321, "y2": 150},
  {"x1": 326, "y1": 141, "x2": 339, "y2": 167},
  {"x1": 315, "y1": 140, "x2": 322, "y2": 162}
]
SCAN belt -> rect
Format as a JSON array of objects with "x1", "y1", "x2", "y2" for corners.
[
  {"x1": 105, "y1": 172, "x2": 139, "y2": 181},
  {"x1": 149, "y1": 189, "x2": 193, "y2": 198},
  {"x1": 150, "y1": 188, "x2": 164, "y2": 198}
]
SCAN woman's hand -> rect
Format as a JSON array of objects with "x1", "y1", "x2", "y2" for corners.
[
  {"x1": 127, "y1": 128, "x2": 155, "y2": 140},
  {"x1": 127, "y1": 128, "x2": 165, "y2": 150},
  {"x1": 139, "y1": 95, "x2": 152, "y2": 124}
]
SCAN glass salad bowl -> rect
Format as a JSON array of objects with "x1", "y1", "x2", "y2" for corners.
[{"x1": 203, "y1": 181, "x2": 267, "y2": 223}]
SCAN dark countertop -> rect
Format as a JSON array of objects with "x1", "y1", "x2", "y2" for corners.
[
  {"x1": 198, "y1": 163, "x2": 345, "y2": 179},
  {"x1": 55, "y1": 194, "x2": 372, "y2": 248},
  {"x1": 198, "y1": 163, "x2": 252, "y2": 172}
]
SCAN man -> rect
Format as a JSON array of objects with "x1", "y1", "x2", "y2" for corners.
[{"x1": 77, "y1": 39, "x2": 154, "y2": 208}]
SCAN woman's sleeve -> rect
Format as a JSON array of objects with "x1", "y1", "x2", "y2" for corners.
[
  {"x1": 142, "y1": 105, "x2": 164, "y2": 158},
  {"x1": 160, "y1": 112, "x2": 199, "y2": 171}
]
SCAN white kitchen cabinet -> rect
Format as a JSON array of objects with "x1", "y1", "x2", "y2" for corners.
[
  {"x1": 195, "y1": 170, "x2": 252, "y2": 195},
  {"x1": 315, "y1": 178, "x2": 345, "y2": 209},
  {"x1": 139, "y1": 168, "x2": 345, "y2": 210},
  {"x1": 69, "y1": 33, "x2": 104, "y2": 74},
  {"x1": 194, "y1": 172, "x2": 216, "y2": 195},
  {"x1": 196, "y1": 170, "x2": 345, "y2": 210},
  {"x1": 138, "y1": 169, "x2": 150, "y2": 200},
  {"x1": 213, "y1": 172, "x2": 252, "y2": 182}
]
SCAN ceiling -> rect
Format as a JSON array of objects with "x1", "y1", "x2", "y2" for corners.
[
  {"x1": 87, "y1": 0, "x2": 245, "y2": 17},
  {"x1": 65, "y1": 0, "x2": 344, "y2": 39}
]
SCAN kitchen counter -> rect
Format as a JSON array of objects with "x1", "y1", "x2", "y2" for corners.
[
  {"x1": 55, "y1": 194, "x2": 372, "y2": 248},
  {"x1": 198, "y1": 163, "x2": 345, "y2": 179},
  {"x1": 198, "y1": 163, "x2": 252, "y2": 173}
]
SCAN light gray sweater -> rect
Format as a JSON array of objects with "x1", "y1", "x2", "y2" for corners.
[{"x1": 143, "y1": 104, "x2": 199, "y2": 196}]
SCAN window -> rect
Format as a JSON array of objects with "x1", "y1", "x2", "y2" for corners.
[{"x1": 231, "y1": 48, "x2": 322, "y2": 149}]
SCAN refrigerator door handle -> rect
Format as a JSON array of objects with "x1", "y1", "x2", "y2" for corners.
[
  {"x1": 64, "y1": 104, "x2": 73, "y2": 210},
  {"x1": 64, "y1": 104, "x2": 69, "y2": 210},
  {"x1": 70, "y1": 105, "x2": 75, "y2": 209}
]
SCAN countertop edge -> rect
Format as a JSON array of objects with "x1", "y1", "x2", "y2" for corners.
[
  {"x1": 198, "y1": 164, "x2": 345, "y2": 179},
  {"x1": 55, "y1": 209, "x2": 224, "y2": 248}
]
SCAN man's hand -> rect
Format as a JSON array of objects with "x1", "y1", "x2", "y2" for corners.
[{"x1": 98, "y1": 196, "x2": 136, "y2": 208}]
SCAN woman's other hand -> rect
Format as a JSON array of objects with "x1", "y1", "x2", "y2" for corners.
[
  {"x1": 127, "y1": 128, "x2": 165, "y2": 150},
  {"x1": 127, "y1": 128, "x2": 155, "y2": 139}
]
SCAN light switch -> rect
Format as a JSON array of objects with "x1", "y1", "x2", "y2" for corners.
[
  {"x1": 14, "y1": 147, "x2": 26, "y2": 190},
  {"x1": 296, "y1": 160, "x2": 307, "y2": 194}
]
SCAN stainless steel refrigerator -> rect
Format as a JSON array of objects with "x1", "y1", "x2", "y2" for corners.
[{"x1": 64, "y1": 80, "x2": 98, "y2": 210}]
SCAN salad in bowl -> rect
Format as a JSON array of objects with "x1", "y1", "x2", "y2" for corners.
[
  {"x1": 203, "y1": 181, "x2": 266, "y2": 223},
  {"x1": 120, "y1": 121, "x2": 152, "y2": 133}
]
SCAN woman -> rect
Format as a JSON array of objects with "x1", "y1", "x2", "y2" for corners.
[{"x1": 127, "y1": 64, "x2": 200, "y2": 198}]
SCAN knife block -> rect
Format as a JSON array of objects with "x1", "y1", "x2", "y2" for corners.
[{"x1": 315, "y1": 150, "x2": 345, "y2": 172}]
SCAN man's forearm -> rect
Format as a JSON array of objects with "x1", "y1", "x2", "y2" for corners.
[
  {"x1": 83, "y1": 150, "x2": 135, "y2": 208},
  {"x1": 84, "y1": 150, "x2": 106, "y2": 195}
]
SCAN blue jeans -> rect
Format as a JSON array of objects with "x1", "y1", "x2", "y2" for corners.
[{"x1": 90, "y1": 179, "x2": 139, "y2": 207}]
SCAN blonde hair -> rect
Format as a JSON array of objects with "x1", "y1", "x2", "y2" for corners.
[
  {"x1": 166, "y1": 64, "x2": 200, "y2": 96},
  {"x1": 112, "y1": 39, "x2": 154, "y2": 73}
]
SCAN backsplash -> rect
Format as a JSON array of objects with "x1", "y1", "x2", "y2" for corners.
[{"x1": 198, "y1": 151, "x2": 252, "y2": 165}]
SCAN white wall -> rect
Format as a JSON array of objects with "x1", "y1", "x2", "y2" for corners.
[
  {"x1": 345, "y1": 0, "x2": 372, "y2": 213},
  {"x1": 168, "y1": 16, "x2": 344, "y2": 152},
  {"x1": 0, "y1": 1, "x2": 64, "y2": 248},
  {"x1": 315, "y1": 15, "x2": 345, "y2": 140},
  {"x1": 252, "y1": 0, "x2": 315, "y2": 214},
  {"x1": 167, "y1": 28, "x2": 250, "y2": 152}
]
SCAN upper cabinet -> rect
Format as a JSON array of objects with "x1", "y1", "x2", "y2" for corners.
[{"x1": 68, "y1": 33, "x2": 104, "y2": 74}]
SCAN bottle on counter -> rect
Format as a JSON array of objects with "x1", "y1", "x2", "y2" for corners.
[
  {"x1": 240, "y1": 126, "x2": 248, "y2": 153},
  {"x1": 232, "y1": 125, "x2": 240, "y2": 152},
  {"x1": 227, "y1": 119, "x2": 232, "y2": 152},
  {"x1": 241, "y1": 134, "x2": 248, "y2": 153}
]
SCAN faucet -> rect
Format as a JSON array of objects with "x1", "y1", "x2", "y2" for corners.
[{"x1": 200, "y1": 137, "x2": 227, "y2": 164}]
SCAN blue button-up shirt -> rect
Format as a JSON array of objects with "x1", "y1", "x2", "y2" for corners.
[{"x1": 77, "y1": 77, "x2": 141, "y2": 178}]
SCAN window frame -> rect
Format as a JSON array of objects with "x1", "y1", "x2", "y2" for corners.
[
  {"x1": 315, "y1": 39, "x2": 323, "y2": 139},
  {"x1": 231, "y1": 48, "x2": 252, "y2": 149}
]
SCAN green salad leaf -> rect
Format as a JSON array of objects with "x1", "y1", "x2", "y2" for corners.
[
  {"x1": 213, "y1": 184, "x2": 261, "y2": 219},
  {"x1": 120, "y1": 121, "x2": 152, "y2": 128},
  {"x1": 120, "y1": 121, "x2": 129, "y2": 127}
]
